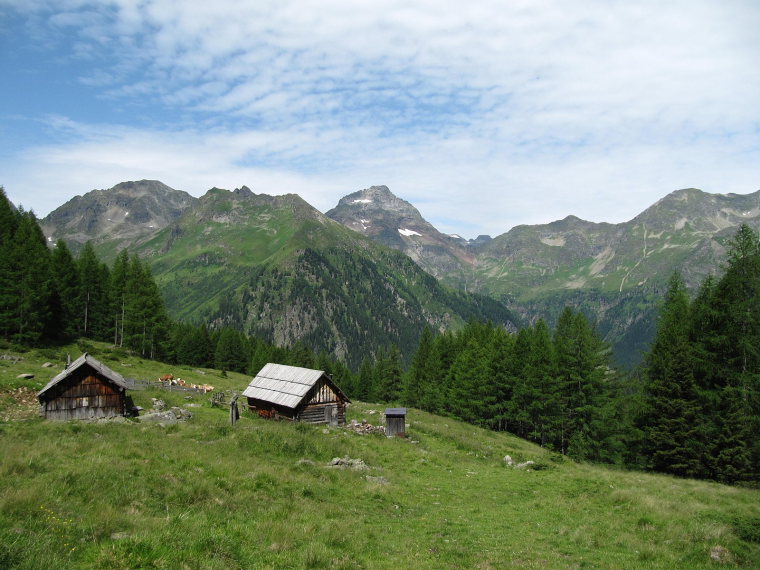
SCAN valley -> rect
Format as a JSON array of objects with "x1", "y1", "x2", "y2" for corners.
[{"x1": 40, "y1": 181, "x2": 760, "y2": 368}]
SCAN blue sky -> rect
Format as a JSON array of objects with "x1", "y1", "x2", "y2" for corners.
[{"x1": 1, "y1": 0, "x2": 759, "y2": 237}]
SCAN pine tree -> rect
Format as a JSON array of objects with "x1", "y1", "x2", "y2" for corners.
[
  {"x1": 488, "y1": 327, "x2": 517, "y2": 432},
  {"x1": 641, "y1": 272, "x2": 704, "y2": 477},
  {"x1": 78, "y1": 242, "x2": 111, "y2": 340},
  {"x1": 214, "y1": 328, "x2": 249, "y2": 373},
  {"x1": 554, "y1": 308, "x2": 611, "y2": 460},
  {"x1": 375, "y1": 345, "x2": 403, "y2": 402},
  {"x1": 110, "y1": 250, "x2": 130, "y2": 347},
  {"x1": 8, "y1": 213, "x2": 52, "y2": 344},
  {"x1": 121, "y1": 255, "x2": 169, "y2": 358},
  {"x1": 356, "y1": 357, "x2": 375, "y2": 401},
  {"x1": 703, "y1": 225, "x2": 760, "y2": 481},
  {"x1": 524, "y1": 320, "x2": 559, "y2": 447},
  {"x1": 404, "y1": 326, "x2": 434, "y2": 408},
  {"x1": 49, "y1": 240, "x2": 82, "y2": 341},
  {"x1": 0, "y1": 189, "x2": 20, "y2": 340}
]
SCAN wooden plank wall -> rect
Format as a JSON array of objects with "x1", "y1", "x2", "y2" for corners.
[
  {"x1": 41, "y1": 374, "x2": 125, "y2": 420},
  {"x1": 298, "y1": 402, "x2": 346, "y2": 425},
  {"x1": 386, "y1": 416, "x2": 406, "y2": 437}
]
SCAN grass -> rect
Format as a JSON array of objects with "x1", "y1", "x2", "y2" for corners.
[{"x1": 0, "y1": 343, "x2": 758, "y2": 569}]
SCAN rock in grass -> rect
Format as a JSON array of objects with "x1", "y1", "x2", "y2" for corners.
[
  {"x1": 328, "y1": 456, "x2": 369, "y2": 470},
  {"x1": 139, "y1": 411, "x2": 178, "y2": 424},
  {"x1": 710, "y1": 546, "x2": 731, "y2": 563},
  {"x1": 16, "y1": 373, "x2": 34, "y2": 379},
  {"x1": 366, "y1": 475, "x2": 389, "y2": 485}
]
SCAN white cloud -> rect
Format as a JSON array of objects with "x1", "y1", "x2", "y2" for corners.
[{"x1": 2, "y1": 0, "x2": 759, "y2": 236}]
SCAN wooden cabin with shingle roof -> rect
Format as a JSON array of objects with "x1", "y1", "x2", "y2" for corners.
[
  {"x1": 37, "y1": 353, "x2": 130, "y2": 420},
  {"x1": 243, "y1": 363, "x2": 350, "y2": 425}
]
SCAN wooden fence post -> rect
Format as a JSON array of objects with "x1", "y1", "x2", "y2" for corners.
[{"x1": 230, "y1": 394, "x2": 239, "y2": 426}]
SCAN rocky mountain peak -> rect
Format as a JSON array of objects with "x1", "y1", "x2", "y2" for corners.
[
  {"x1": 631, "y1": 187, "x2": 760, "y2": 233},
  {"x1": 233, "y1": 185, "x2": 254, "y2": 198},
  {"x1": 40, "y1": 180, "x2": 197, "y2": 255},
  {"x1": 333, "y1": 185, "x2": 421, "y2": 219},
  {"x1": 327, "y1": 185, "x2": 475, "y2": 279}
]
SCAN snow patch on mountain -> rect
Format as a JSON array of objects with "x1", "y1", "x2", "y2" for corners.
[
  {"x1": 352, "y1": 199, "x2": 372, "y2": 204},
  {"x1": 399, "y1": 228, "x2": 422, "y2": 237}
]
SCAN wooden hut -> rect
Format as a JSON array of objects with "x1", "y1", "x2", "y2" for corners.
[
  {"x1": 384, "y1": 408, "x2": 407, "y2": 437},
  {"x1": 37, "y1": 353, "x2": 130, "y2": 420},
  {"x1": 243, "y1": 363, "x2": 350, "y2": 425}
]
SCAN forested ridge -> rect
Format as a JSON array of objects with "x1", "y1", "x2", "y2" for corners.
[{"x1": 2, "y1": 187, "x2": 758, "y2": 483}]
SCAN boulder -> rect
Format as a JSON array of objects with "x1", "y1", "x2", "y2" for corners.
[{"x1": 139, "y1": 411, "x2": 177, "y2": 424}]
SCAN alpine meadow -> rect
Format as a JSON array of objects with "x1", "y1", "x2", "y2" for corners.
[
  {"x1": 1, "y1": 179, "x2": 759, "y2": 568},
  {"x1": 4, "y1": 5, "x2": 760, "y2": 568}
]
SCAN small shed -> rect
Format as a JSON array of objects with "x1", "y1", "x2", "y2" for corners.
[
  {"x1": 385, "y1": 408, "x2": 407, "y2": 437},
  {"x1": 37, "y1": 353, "x2": 130, "y2": 420},
  {"x1": 243, "y1": 363, "x2": 350, "y2": 425}
]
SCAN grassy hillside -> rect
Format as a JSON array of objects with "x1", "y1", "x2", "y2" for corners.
[{"x1": 1, "y1": 344, "x2": 758, "y2": 569}]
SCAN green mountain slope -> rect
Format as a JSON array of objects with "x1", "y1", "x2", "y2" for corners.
[
  {"x1": 327, "y1": 186, "x2": 760, "y2": 367},
  {"x1": 134, "y1": 186, "x2": 518, "y2": 366},
  {"x1": 472, "y1": 188, "x2": 760, "y2": 298}
]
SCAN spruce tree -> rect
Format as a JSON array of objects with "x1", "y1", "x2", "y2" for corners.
[
  {"x1": 8, "y1": 213, "x2": 52, "y2": 344},
  {"x1": 49, "y1": 240, "x2": 82, "y2": 341},
  {"x1": 641, "y1": 272, "x2": 704, "y2": 477},
  {"x1": 488, "y1": 327, "x2": 517, "y2": 432},
  {"x1": 705, "y1": 225, "x2": 760, "y2": 481},
  {"x1": 0, "y1": 190, "x2": 19, "y2": 340},
  {"x1": 214, "y1": 328, "x2": 248, "y2": 373},
  {"x1": 356, "y1": 357, "x2": 375, "y2": 401},
  {"x1": 404, "y1": 325, "x2": 434, "y2": 408},
  {"x1": 110, "y1": 250, "x2": 130, "y2": 347},
  {"x1": 78, "y1": 242, "x2": 111, "y2": 340}
]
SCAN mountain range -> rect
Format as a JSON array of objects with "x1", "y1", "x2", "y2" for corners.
[{"x1": 41, "y1": 180, "x2": 760, "y2": 367}]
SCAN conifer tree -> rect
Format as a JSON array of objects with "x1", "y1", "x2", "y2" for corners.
[
  {"x1": 355, "y1": 357, "x2": 375, "y2": 401},
  {"x1": 705, "y1": 225, "x2": 760, "y2": 480},
  {"x1": 214, "y1": 328, "x2": 249, "y2": 373},
  {"x1": 49, "y1": 240, "x2": 82, "y2": 341},
  {"x1": 8, "y1": 213, "x2": 52, "y2": 344},
  {"x1": 488, "y1": 327, "x2": 517, "y2": 432},
  {"x1": 0, "y1": 188, "x2": 20, "y2": 339},
  {"x1": 554, "y1": 308, "x2": 611, "y2": 459},
  {"x1": 641, "y1": 272, "x2": 704, "y2": 477},
  {"x1": 110, "y1": 250, "x2": 130, "y2": 347},
  {"x1": 451, "y1": 337, "x2": 495, "y2": 425},
  {"x1": 374, "y1": 345, "x2": 403, "y2": 402},
  {"x1": 250, "y1": 339, "x2": 274, "y2": 375},
  {"x1": 524, "y1": 320, "x2": 559, "y2": 447},
  {"x1": 404, "y1": 325, "x2": 434, "y2": 408},
  {"x1": 78, "y1": 242, "x2": 111, "y2": 340}
]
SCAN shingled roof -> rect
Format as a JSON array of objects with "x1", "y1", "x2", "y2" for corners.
[
  {"x1": 37, "y1": 353, "x2": 128, "y2": 398},
  {"x1": 243, "y1": 363, "x2": 348, "y2": 410}
]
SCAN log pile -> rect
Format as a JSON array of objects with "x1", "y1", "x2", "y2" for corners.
[{"x1": 348, "y1": 419, "x2": 385, "y2": 435}]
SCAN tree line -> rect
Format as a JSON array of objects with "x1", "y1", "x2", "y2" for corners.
[
  {"x1": 635, "y1": 224, "x2": 760, "y2": 483},
  {"x1": 3, "y1": 187, "x2": 757, "y2": 482},
  {"x1": 0, "y1": 188, "x2": 352, "y2": 380},
  {"x1": 346, "y1": 225, "x2": 760, "y2": 482}
]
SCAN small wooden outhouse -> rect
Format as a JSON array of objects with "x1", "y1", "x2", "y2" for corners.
[
  {"x1": 243, "y1": 363, "x2": 350, "y2": 424},
  {"x1": 37, "y1": 353, "x2": 130, "y2": 420},
  {"x1": 385, "y1": 408, "x2": 407, "y2": 437}
]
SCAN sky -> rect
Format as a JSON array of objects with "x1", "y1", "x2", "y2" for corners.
[{"x1": 1, "y1": 0, "x2": 759, "y2": 238}]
